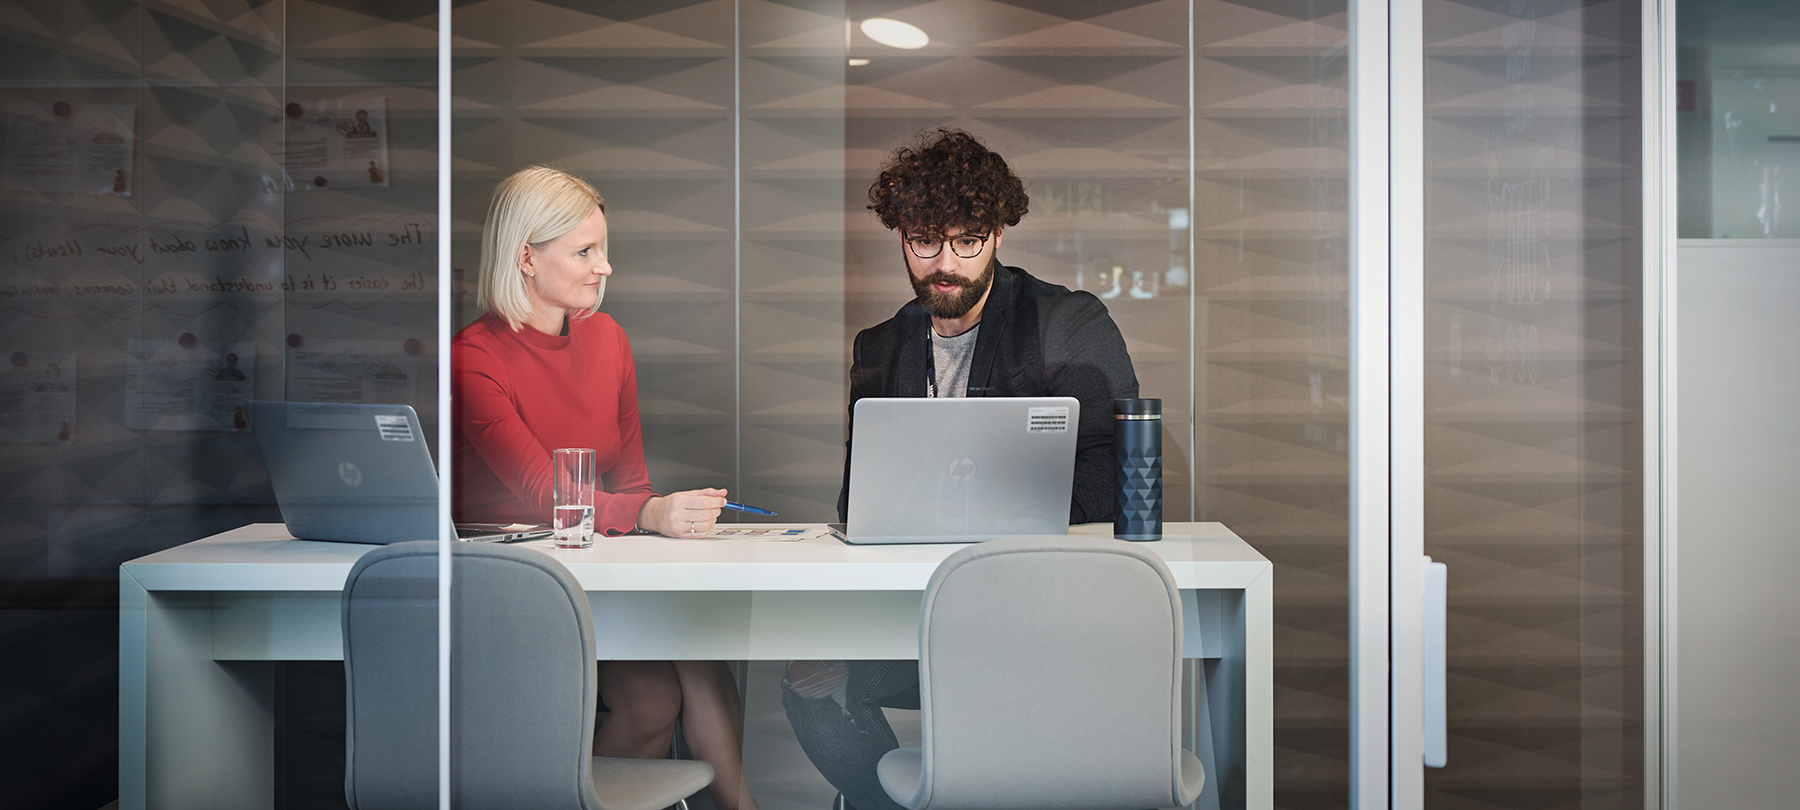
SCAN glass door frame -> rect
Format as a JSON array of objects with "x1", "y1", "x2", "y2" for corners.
[
  {"x1": 1649, "y1": 1, "x2": 1672, "y2": 808},
  {"x1": 1346, "y1": 1, "x2": 1397, "y2": 809},
  {"x1": 435, "y1": 2, "x2": 455, "y2": 809},
  {"x1": 1357, "y1": 1, "x2": 1428, "y2": 806}
]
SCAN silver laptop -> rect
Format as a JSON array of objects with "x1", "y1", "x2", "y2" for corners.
[
  {"x1": 838, "y1": 397, "x2": 1078, "y2": 544},
  {"x1": 251, "y1": 401, "x2": 551, "y2": 544}
]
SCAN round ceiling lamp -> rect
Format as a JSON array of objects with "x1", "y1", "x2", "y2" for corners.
[{"x1": 860, "y1": 18, "x2": 929, "y2": 49}]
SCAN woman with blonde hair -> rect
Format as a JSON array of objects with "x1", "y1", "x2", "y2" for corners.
[{"x1": 453, "y1": 165, "x2": 759, "y2": 810}]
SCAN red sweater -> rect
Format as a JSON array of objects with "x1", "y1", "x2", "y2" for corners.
[{"x1": 452, "y1": 311, "x2": 655, "y2": 534}]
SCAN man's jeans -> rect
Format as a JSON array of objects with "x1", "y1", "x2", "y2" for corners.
[{"x1": 781, "y1": 660, "x2": 920, "y2": 810}]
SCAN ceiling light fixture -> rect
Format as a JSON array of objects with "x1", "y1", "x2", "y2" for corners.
[
  {"x1": 860, "y1": 18, "x2": 928, "y2": 49},
  {"x1": 848, "y1": 58, "x2": 871, "y2": 66}
]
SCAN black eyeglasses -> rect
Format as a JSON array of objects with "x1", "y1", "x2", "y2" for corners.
[{"x1": 904, "y1": 231, "x2": 990, "y2": 260}]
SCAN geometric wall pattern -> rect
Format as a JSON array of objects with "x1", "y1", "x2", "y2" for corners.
[
  {"x1": 1192, "y1": 2, "x2": 1351, "y2": 807},
  {"x1": 446, "y1": 0, "x2": 1223, "y2": 525},
  {"x1": 3, "y1": 0, "x2": 444, "y2": 579},
  {"x1": 836, "y1": 0, "x2": 1200, "y2": 523},
  {"x1": 1422, "y1": 1, "x2": 1644, "y2": 809},
  {"x1": 448, "y1": 0, "x2": 746, "y2": 509},
  {"x1": 3, "y1": 0, "x2": 292, "y2": 580}
]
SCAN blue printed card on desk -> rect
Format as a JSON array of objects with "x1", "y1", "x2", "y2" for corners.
[{"x1": 703, "y1": 526, "x2": 829, "y2": 541}]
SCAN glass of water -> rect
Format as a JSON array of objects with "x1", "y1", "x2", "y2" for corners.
[{"x1": 552, "y1": 447, "x2": 595, "y2": 549}]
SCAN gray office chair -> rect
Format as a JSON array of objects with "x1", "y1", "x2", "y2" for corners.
[
  {"x1": 342, "y1": 541, "x2": 715, "y2": 810},
  {"x1": 876, "y1": 537, "x2": 1206, "y2": 810}
]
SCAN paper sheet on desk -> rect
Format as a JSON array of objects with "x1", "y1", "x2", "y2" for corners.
[{"x1": 702, "y1": 525, "x2": 827, "y2": 541}]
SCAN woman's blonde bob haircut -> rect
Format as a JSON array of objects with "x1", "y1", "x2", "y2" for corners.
[{"x1": 478, "y1": 165, "x2": 606, "y2": 330}]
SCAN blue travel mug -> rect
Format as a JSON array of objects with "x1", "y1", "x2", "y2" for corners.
[{"x1": 1114, "y1": 398, "x2": 1162, "y2": 541}]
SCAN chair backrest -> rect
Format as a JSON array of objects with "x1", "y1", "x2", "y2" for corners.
[
  {"x1": 912, "y1": 536, "x2": 1186, "y2": 810},
  {"x1": 342, "y1": 541, "x2": 600, "y2": 810}
]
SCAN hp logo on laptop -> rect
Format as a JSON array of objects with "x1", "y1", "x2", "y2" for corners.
[
  {"x1": 338, "y1": 461, "x2": 363, "y2": 487},
  {"x1": 947, "y1": 456, "x2": 977, "y2": 482}
]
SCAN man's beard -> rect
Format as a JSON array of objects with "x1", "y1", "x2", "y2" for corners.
[{"x1": 909, "y1": 258, "x2": 995, "y2": 320}]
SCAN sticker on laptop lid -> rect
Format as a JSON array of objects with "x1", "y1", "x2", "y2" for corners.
[
  {"x1": 1027, "y1": 406, "x2": 1070, "y2": 433},
  {"x1": 374, "y1": 414, "x2": 414, "y2": 441}
]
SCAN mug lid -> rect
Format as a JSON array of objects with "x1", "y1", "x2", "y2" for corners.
[{"x1": 1112, "y1": 398, "x2": 1161, "y2": 416}]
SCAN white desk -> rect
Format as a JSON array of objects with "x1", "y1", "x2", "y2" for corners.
[{"x1": 120, "y1": 522, "x2": 1271, "y2": 810}]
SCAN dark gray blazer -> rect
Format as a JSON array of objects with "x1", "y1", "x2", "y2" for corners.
[{"x1": 839, "y1": 264, "x2": 1139, "y2": 524}]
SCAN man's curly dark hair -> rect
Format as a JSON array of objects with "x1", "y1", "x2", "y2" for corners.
[{"x1": 867, "y1": 129, "x2": 1028, "y2": 237}]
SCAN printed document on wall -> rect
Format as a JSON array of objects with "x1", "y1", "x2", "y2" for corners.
[
  {"x1": 124, "y1": 339, "x2": 255, "y2": 431},
  {"x1": 286, "y1": 338, "x2": 416, "y2": 405},
  {"x1": 3, "y1": 101, "x2": 135, "y2": 196},
  {"x1": 0, "y1": 351, "x2": 77, "y2": 442},
  {"x1": 272, "y1": 97, "x2": 389, "y2": 192}
]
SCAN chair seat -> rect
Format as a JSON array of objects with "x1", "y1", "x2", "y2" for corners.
[
  {"x1": 873, "y1": 538, "x2": 1206, "y2": 810},
  {"x1": 1176, "y1": 749, "x2": 1206, "y2": 807},
  {"x1": 589, "y1": 756, "x2": 715, "y2": 810},
  {"x1": 879, "y1": 747, "x2": 1205, "y2": 810},
  {"x1": 876, "y1": 748, "x2": 923, "y2": 810}
]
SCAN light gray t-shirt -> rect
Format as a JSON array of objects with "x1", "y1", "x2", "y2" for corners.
[{"x1": 929, "y1": 325, "x2": 979, "y2": 398}]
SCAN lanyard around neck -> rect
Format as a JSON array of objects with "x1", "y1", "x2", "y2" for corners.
[{"x1": 925, "y1": 327, "x2": 937, "y2": 398}]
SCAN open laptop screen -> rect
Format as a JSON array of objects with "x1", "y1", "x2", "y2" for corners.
[
  {"x1": 248, "y1": 401, "x2": 555, "y2": 543},
  {"x1": 843, "y1": 397, "x2": 1078, "y2": 544}
]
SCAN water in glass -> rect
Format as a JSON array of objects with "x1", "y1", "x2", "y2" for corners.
[{"x1": 553, "y1": 503, "x2": 593, "y2": 548}]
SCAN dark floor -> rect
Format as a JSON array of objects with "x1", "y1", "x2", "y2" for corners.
[
  {"x1": 278, "y1": 662, "x2": 351, "y2": 810},
  {"x1": 0, "y1": 607, "x2": 118, "y2": 810}
]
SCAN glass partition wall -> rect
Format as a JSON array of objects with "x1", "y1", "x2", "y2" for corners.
[
  {"x1": 0, "y1": 0, "x2": 1361, "y2": 807},
  {"x1": 450, "y1": 1, "x2": 1351, "y2": 808},
  {"x1": 1419, "y1": 1, "x2": 1645, "y2": 808},
  {"x1": 0, "y1": 0, "x2": 1660, "y2": 808},
  {"x1": 282, "y1": 2, "x2": 446, "y2": 807},
  {"x1": 0, "y1": 1, "x2": 442, "y2": 808}
]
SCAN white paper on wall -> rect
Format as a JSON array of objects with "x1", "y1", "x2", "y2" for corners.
[
  {"x1": 3, "y1": 101, "x2": 135, "y2": 196},
  {"x1": 285, "y1": 338, "x2": 417, "y2": 405},
  {"x1": 124, "y1": 339, "x2": 255, "y2": 431},
  {"x1": 272, "y1": 98, "x2": 390, "y2": 192},
  {"x1": 0, "y1": 351, "x2": 76, "y2": 443}
]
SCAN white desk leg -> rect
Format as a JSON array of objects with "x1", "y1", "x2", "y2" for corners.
[
  {"x1": 1186, "y1": 657, "x2": 1222, "y2": 810},
  {"x1": 1242, "y1": 567, "x2": 1273, "y2": 810},
  {"x1": 120, "y1": 574, "x2": 275, "y2": 810},
  {"x1": 1199, "y1": 573, "x2": 1271, "y2": 810},
  {"x1": 1204, "y1": 592, "x2": 1245, "y2": 809},
  {"x1": 120, "y1": 571, "x2": 148, "y2": 810}
]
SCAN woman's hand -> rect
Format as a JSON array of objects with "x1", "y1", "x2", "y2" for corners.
[{"x1": 638, "y1": 488, "x2": 727, "y2": 538}]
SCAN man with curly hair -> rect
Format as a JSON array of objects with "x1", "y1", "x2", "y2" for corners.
[{"x1": 782, "y1": 129, "x2": 1139, "y2": 810}]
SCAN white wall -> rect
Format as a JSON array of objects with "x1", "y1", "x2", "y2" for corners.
[{"x1": 1674, "y1": 240, "x2": 1800, "y2": 809}]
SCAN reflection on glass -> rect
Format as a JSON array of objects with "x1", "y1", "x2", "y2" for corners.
[
  {"x1": 1193, "y1": 2, "x2": 1351, "y2": 806},
  {"x1": 1677, "y1": 0, "x2": 1800, "y2": 237},
  {"x1": 1423, "y1": 1, "x2": 1643, "y2": 807},
  {"x1": 3, "y1": 0, "x2": 441, "y2": 806}
]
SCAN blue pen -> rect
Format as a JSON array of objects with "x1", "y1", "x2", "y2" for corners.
[{"x1": 723, "y1": 500, "x2": 777, "y2": 516}]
